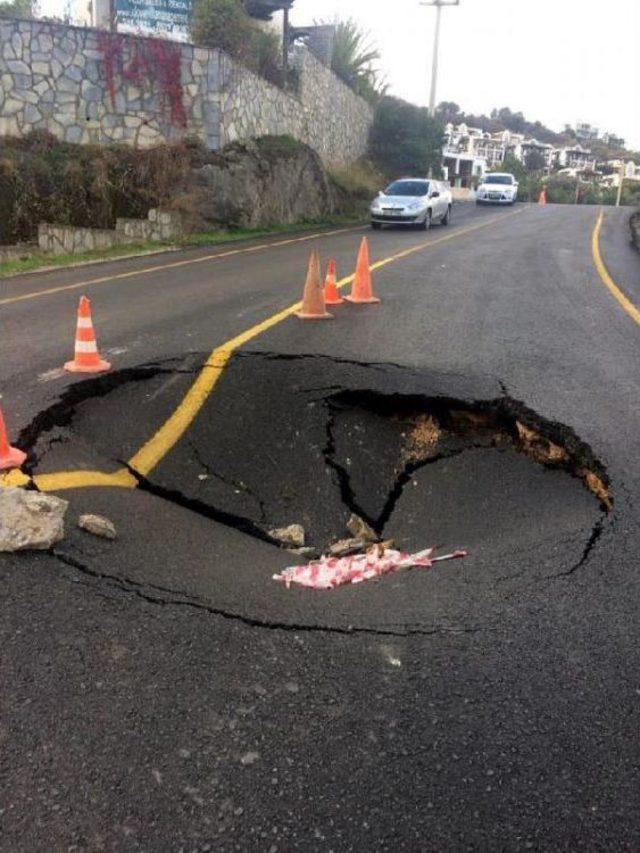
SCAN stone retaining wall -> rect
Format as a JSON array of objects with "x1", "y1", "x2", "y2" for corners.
[
  {"x1": 0, "y1": 17, "x2": 372, "y2": 166},
  {"x1": 38, "y1": 208, "x2": 184, "y2": 255}
]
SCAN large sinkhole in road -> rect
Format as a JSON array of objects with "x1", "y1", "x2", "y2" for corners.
[{"x1": 25, "y1": 352, "x2": 610, "y2": 561}]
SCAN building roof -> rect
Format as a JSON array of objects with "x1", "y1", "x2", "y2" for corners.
[{"x1": 245, "y1": 0, "x2": 295, "y2": 20}]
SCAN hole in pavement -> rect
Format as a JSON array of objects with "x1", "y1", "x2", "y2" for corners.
[{"x1": 21, "y1": 354, "x2": 610, "y2": 561}]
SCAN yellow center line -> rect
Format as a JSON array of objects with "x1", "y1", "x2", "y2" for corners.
[
  {"x1": 0, "y1": 225, "x2": 362, "y2": 307},
  {"x1": 591, "y1": 209, "x2": 640, "y2": 326},
  {"x1": 0, "y1": 207, "x2": 524, "y2": 493}
]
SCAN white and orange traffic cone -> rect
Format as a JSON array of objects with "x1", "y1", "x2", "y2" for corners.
[
  {"x1": 296, "y1": 251, "x2": 333, "y2": 320},
  {"x1": 0, "y1": 406, "x2": 26, "y2": 471},
  {"x1": 344, "y1": 237, "x2": 380, "y2": 304},
  {"x1": 324, "y1": 258, "x2": 344, "y2": 306},
  {"x1": 64, "y1": 296, "x2": 111, "y2": 374}
]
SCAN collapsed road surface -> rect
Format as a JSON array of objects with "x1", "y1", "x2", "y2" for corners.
[{"x1": 1, "y1": 203, "x2": 640, "y2": 849}]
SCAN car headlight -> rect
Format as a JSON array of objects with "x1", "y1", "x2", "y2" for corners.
[{"x1": 408, "y1": 201, "x2": 424, "y2": 211}]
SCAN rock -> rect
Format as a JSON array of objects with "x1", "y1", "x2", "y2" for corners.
[
  {"x1": 172, "y1": 138, "x2": 338, "y2": 232},
  {"x1": 78, "y1": 514, "x2": 117, "y2": 540},
  {"x1": 269, "y1": 524, "x2": 305, "y2": 549},
  {"x1": 0, "y1": 488, "x2": 68, "y2": 552},
  {"x1": 346, "y1": 513, "x2": 378, "y2": 543},
  {"x1": 329, "y1": 538, "x2": 366, "y2": 557}
]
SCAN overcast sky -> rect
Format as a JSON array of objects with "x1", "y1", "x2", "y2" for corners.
[
  {"x1": 292, "y1": 0, "x2": 640, "y2": 148},
  {"x1": 39, "y1": 0, "x2": 640, "y2": 147}
]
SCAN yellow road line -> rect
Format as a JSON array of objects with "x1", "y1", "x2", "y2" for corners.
[
  {"x1": 0, "y1": 226, "x2": 361, "y2": 307},
  {"x1": 3, "y1": 207, "x2": 523, "y2": 493},
  {"x1": 592, "y1": 210, "x2": 640, "y2": 326}
]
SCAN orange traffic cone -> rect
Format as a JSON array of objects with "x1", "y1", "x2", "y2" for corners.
[
  {"x1": 324, "y1": 258, "x2": 344, "y2": 306},
  {"x1": 296, "y1": 251, "x2": 333, "y2": 320},
  {"x1": 64, "y1": 296, "x2": 111, "y2": 374},
  {"x1": 0, "y1": 406, "x2": 26, "y2": 471},
  {"x1": 538, "y1": 188, "x2": 547, "y2": 206},
  {"x1": 345, "y1": 237, "x2": 380, "y2": 305}
]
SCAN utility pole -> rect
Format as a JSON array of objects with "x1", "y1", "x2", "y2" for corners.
[
  {"x1": 282, "y1": 7, "x2": 290, "y2": 88},
  {"x1": 420, "y1": 0, "x2": 460, "y2": 116}
]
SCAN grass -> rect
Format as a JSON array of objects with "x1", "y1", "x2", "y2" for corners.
[{"x1": 0, "y1": 215, "x2": 364, "y2": 279}]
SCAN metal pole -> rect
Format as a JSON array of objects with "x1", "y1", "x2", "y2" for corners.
[
  {"x1": 616, "y1": 163, "x2": 625, "y2": 207},
  {"x1": 429, "y1": 2, "x2": 442, "y2": 115}
]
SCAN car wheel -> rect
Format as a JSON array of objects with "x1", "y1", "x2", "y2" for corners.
[
  {"x1": 421, "y1": 210, "x2": 432, "y2": 231},
  {"x1": 441, "y1": 205, "x2": 451, "y2": 226},
  {"x1": 371, "y1": 221, "x2": 382, "y2": 230}
]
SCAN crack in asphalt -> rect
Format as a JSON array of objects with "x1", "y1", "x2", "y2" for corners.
[
  {"x1": 544, "y1": 516, "x2": 609, "y2": 579},
  {"x1": 188, "y1": 441, "x2": 268, "y2": 524},
  {"x1": 122, "y1": 462, "x2": 280, "y2": 547},
  {"x1": 52, "y1": 549, "x2": 496, "y2": 638}
]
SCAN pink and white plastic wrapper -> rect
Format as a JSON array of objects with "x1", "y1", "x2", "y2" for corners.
[{"x1": 273, "y1": 547, "x2": 467, "y2": 590}]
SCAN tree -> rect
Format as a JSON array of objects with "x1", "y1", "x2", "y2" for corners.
[
  {"x1": 369, "y1": 96, "x2": 444, "y2": 178},
  {"x1": 524, "y1": 149, "x2": 547, "y2": 174},
  {"x1": 317, "y1": 17, "x2": 386, "y2": 104},
  {"x1": 435, "y1": 101, "x2": 461, "y2": 124}
]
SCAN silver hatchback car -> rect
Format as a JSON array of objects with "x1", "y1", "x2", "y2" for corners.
[{"x1": 370, "y1": 178, "x2": 453, "y2": 230}]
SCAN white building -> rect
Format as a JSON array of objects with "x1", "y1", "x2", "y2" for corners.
[
  {"x1": 556, "y1": 145, "x2": 597, "y2": 171},
  {"x1": 513, "y1": 138, "x2": 556, "y2": 171}
]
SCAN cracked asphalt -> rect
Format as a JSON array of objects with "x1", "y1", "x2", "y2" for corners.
[{"x1": 2, "y1": 204, "x2": 640, "y2": 849}]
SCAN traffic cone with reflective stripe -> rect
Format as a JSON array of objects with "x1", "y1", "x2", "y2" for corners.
[
  {"x1": 64, "y1": 296, "x2": 111, "y2": 374},
  {"x1": 0, "y1": 406, "x2": 26, "y2": 471},
  {"x1": 296, "y1": 251, "x2": 333, "y2": 320},
  {"x1": 324, "y1": 258, "x2": 344, "y2": 306},
  {"x1": 345, "y1": 237, "x2": 380, "y2": 304},
  {"x1": 538, "y1": 188, "x2": 547, "y2": 206}
]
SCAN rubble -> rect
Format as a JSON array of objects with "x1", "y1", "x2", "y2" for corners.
[
  {"x1": 269, "y1": 524, "x2": 305, "y2": 549},
  {"x1": 346, "y1": 513, "x2": 378, "y2": 542},
  {"x1": 78, "y1": 514, "x2": 117, "y2": 540},
  {"x1": 0, "y1": 488, "x2": 68, "y2": 552}
]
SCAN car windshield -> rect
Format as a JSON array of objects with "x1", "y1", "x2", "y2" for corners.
[
  {"x1": 384, "y1": 180, "x2": 430, "y2": 197},
  {"x1": 485, "y1": 175, "x2": 514, "y2": 185}
]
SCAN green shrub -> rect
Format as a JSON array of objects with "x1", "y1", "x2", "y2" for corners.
[
  {"x1": 369, "y1": 96, "x2": 444, "y2": 178},
  {"x1": 191, "y1": 0, "x2": 292, "y2": 90},
  {"x1": 0, "y1": 0, "x2": 33, "y2": 18},
  {"x1": 0, "y1": 131, "x2": 195, "y2": 244},
  {"x1": 190, "y1": 0, "x2": 253, "y2": 57}
]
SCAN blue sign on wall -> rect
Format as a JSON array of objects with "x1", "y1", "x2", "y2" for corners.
[{"x1": 116, "y1": 0, "x2": 193, "y2": 41}]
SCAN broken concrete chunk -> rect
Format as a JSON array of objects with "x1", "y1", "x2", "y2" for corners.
[
  {"x1": 346, "y1": 513, "x2": 378, "y2": 543},
  {"x1": 0, "y1": 488, "x2": 68, "y2": 552},
  {"x1": 78, "y1": 514, "x2": 117, "y2": 540},
  {"x1": 329, "y1": 538, "x2": 366, "y2": 557},
  {"x1": 269, "y1": 524, "x2": 305, "y2": 548}
]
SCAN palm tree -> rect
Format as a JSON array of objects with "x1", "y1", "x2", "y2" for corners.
[{"x1": 317, "y1": 17, "x2": 386, "y2": 103}]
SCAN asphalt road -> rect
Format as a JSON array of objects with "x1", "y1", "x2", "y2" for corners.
[{"x1": 1, "y1": 203, "x2": 640, "y2": 850}]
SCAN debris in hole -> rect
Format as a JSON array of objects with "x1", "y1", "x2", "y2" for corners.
[
  {"x1": 580, "y1": 470, "x2": 613, "y2": 512},
  {"x1": 273, "y1": 544, "x2": 467, "y2": 590},
  {"x1": 329, "y1": 538, "x2": 367, "y2": 557},
  {"x1": 288, "y1": 546, "x2": 320, "y2": 559},
  {"x1": 346, "y1": 513, "x2": 378, "y2": 542},
  {"x1": 78, "y1": 514, "x2": 117, "y2": 541},
  {"x1": 0, "y1": 488, "x2": 68, "y2": 552},
  {"x1": 404, "y1": 415, "x2": 441, "y2": 462},
  {"x1": 516, "y1": 422, "x2": 569, "y2": 465},
  {"x1": 269, "y1": 524, "x2": 306, "y2": 549}
]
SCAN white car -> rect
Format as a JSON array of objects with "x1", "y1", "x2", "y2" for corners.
[
  {"x1": 371, "y1": 178, "x2": 453, "y2": 230},
  {"x1": 476, "y1": 173, "x2": 518, "y2": 205}
]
